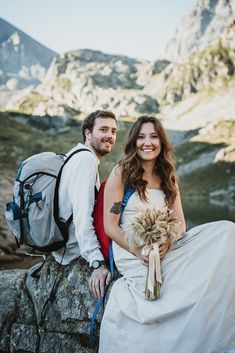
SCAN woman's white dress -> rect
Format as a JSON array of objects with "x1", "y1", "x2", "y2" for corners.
[{"x1": 99, "y1": 190, "x2": 235, "y2": 353}]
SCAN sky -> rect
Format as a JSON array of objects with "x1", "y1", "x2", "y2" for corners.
[{"x1": 0, "y1": 0, "x2": 196, "y2": 61}]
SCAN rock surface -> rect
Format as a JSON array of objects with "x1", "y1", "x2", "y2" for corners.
[
  {"x1": 5, "y1": 49, "x2": 160, "y2": 118},
  {"x1": 0, "y1": 17, "x2": 57, "y2": 108},
  {"x1": 145, "y1": 19, "x2": 235, "y2": 105},
  {"x1": 164, "y1": 0, "x2": 235, "y2": 62},
  {"x1": 0, "y1": 257, "x2": 101, "y2": 353},
  {"x1": 5, "y1": 18, "x2": 235, "y2": 118}
]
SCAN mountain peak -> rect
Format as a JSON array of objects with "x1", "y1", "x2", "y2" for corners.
[
  {"x1": 0, "y1": 17, "x2": 58, "y2": 90},
  {"x1": 0, "y1": 17, "x2": 57, "y2": 58},
  {"x1": 164, "y1": 0, "x2": 235, "y2": 62}
]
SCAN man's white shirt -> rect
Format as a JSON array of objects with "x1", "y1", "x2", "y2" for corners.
[{"x1": 53, "y1": 143, "x2": 104, "y2": 266}]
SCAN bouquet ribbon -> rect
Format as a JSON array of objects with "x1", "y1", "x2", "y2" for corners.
[{"x1": 142, "y1": 243, "x2": 162, "y2": 299}]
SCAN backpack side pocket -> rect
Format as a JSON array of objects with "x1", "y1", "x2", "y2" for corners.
[{"x1": 5, "y1": 202, "x2": 29, "y2": 246}]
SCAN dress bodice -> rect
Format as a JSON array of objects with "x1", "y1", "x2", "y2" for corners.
[
  {"x1": 121, "y1": 189, "x2": 167, "y2": 227},
  {"x1": 113, "y1": 189, "x2": 167, "y2": 281}
]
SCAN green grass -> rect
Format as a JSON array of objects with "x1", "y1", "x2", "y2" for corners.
[
  {"x1": 175, "y1": 140, "x2": 226, "y2": 167},
  {"x1": 0, "y1": 112, "x2": 131, "y2": 180},
  {"x1": 57, "y1": 76, "x2": 72, "y2": 91},
  {"x1": 175, "y1": 120, "x2": 235, "y2": 167},
  {"x1": 180, "y1": 161, "x2": 235, "y2": 200},
  {"x1": 191, "y1": 120, "x2": 235, "y2": 146},
  {"x1": 16, "y1": 92, "x2": 48, "y2": 114},
  {"x1": 0, "y1": 112, "x2": 46, "y2": 170},
  {"x1": 174, "y1": 119, "x2": 235, "y2": 200}
]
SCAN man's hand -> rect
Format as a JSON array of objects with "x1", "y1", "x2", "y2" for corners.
[{"x1": 89, "y1": 265, "x2": 111, "y2": 299}]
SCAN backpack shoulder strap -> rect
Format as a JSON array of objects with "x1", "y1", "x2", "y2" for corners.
[
  {"x1": 120, "y1": 184, "x2": 136, "y2": 221},
  {"x1": 89, "y1": 184, "x2": 136, "y2": 348},
  {"x1": 109, "y1": 184, "x2": 136, "y2": 277},
  {"x1": 54, "y1": 148, "x2": 92, "y2": 240}
]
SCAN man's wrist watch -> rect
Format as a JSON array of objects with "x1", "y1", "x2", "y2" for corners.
[{"x1": 91, "y1": 260, "x2": 105, "y2": 270}]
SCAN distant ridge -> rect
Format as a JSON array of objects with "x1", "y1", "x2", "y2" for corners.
[
  {"x1": 0, "y1": 17, "x2": 57, "y2": 67},
  {"x1": 164, "y1": 0, "x2": 235, "y2": 62},
  {"x1": 0, "y1": 17, "x2": 58, "y2": 89}
]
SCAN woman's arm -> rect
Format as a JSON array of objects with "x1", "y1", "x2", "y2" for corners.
[
  {"x1": 170, "y1": 186, "x2": 186, "y2": 238},
  {"x1": 160, "y1": 186, "x2": 186, "y2": 259},
  {"x1": 104, "y1": 166, "x2": 149, "y2": 264},
  {"x1": 104, "y1": 166, "x2": 129, "y2": 251}
]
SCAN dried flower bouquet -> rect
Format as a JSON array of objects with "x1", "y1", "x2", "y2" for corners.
[{"x1": 122, "y1": 207, "x2": 179, "y2": 300}]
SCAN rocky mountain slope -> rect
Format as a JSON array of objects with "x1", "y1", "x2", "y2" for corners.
[
  {"x1": 144, "y1": 19, "x2": 235, "y2": 105},
  {"x1": 5, "y1": 49, "x2": 162, "y2": 117},
  {"x1": 164, "y1": 0, "x2": 235, "y2": 62},
  {"x1": 0, "y1": 18, "x2": 57, "y2": 104},
  {"x1": 6, "y1": 18, "x2": 235, "y2": 120},
  {"x1": 3, "y1": 0, "x2": 235, "y2": 119}
]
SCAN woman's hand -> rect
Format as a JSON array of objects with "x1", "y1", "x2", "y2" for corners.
[
  {"x1": 130, "y1": 239, "x2": 171, "y2": 265},
  {"x1": 159, "y1": 239, "x2": 171, "y2": 259},
  {"x1": 131, "y1": 245, "x2": 149, "y2": 266}
]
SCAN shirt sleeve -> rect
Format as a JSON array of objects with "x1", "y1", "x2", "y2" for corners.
[{"x1": 67, "y1": 151, "x2": 104, "y2": 266}]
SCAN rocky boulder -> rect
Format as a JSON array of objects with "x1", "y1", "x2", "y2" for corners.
[{"x1": 0, "y1": 257, "x2": 103, "y2": 353}]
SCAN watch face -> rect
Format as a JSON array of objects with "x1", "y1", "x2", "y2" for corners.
[{"x1": 92, "y1": 260, "x2": 100, "y2": 269}]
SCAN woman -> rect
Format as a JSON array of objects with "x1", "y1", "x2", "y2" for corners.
[{"x1": 99, "y1": 116, "x2": 235, "y2": 353}]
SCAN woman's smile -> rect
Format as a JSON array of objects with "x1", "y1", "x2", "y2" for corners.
[{"x1": 136, "y1": 122, "x2": 161, "y2": 161}]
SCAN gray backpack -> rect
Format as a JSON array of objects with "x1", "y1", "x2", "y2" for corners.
[{"x1": 5, "y1": 148, "x2": 91, "y2": 253}]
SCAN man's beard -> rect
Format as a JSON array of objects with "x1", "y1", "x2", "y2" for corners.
[{"x1": 90, "y1": 137, "x2": 113, "y2": 157}]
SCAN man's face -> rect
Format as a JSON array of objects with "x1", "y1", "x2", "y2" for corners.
[{"x1": 86, "y1": 117, "x2": 117, "y2": 158}]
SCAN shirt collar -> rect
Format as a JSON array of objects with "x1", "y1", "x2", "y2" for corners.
[{"x1": 76, "y1": 143, "x2": 100, "y2": 165}]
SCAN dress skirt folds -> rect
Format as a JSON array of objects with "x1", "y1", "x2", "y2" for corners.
[{"x1": 99, "y1": 190, "x2": 235, "y2": 353}]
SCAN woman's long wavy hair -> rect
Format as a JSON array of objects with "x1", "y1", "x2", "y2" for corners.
[{"x1": 119, "y1": 116, "x2": 178, "y2": 205}]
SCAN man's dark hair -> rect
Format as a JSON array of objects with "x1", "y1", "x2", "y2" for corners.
[{"x1": 81, "y1": 110, "x2": 116, "y2": 142}]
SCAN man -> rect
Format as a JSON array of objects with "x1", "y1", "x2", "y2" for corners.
[{"x1": 53, "y1": 110, "x2": 117, "y2": 299}]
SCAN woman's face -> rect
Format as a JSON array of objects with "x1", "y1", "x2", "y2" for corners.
[{"x1": 136, "y1": 122, "x2": 161, "y2": 162}]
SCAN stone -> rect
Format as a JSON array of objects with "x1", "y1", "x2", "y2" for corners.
[
  {"x1": 0, "y1": 257, "x2": 102, "y2": 352},
  {"x1": 0, "y1": 269, "x2": 27, "y2": 352}
]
